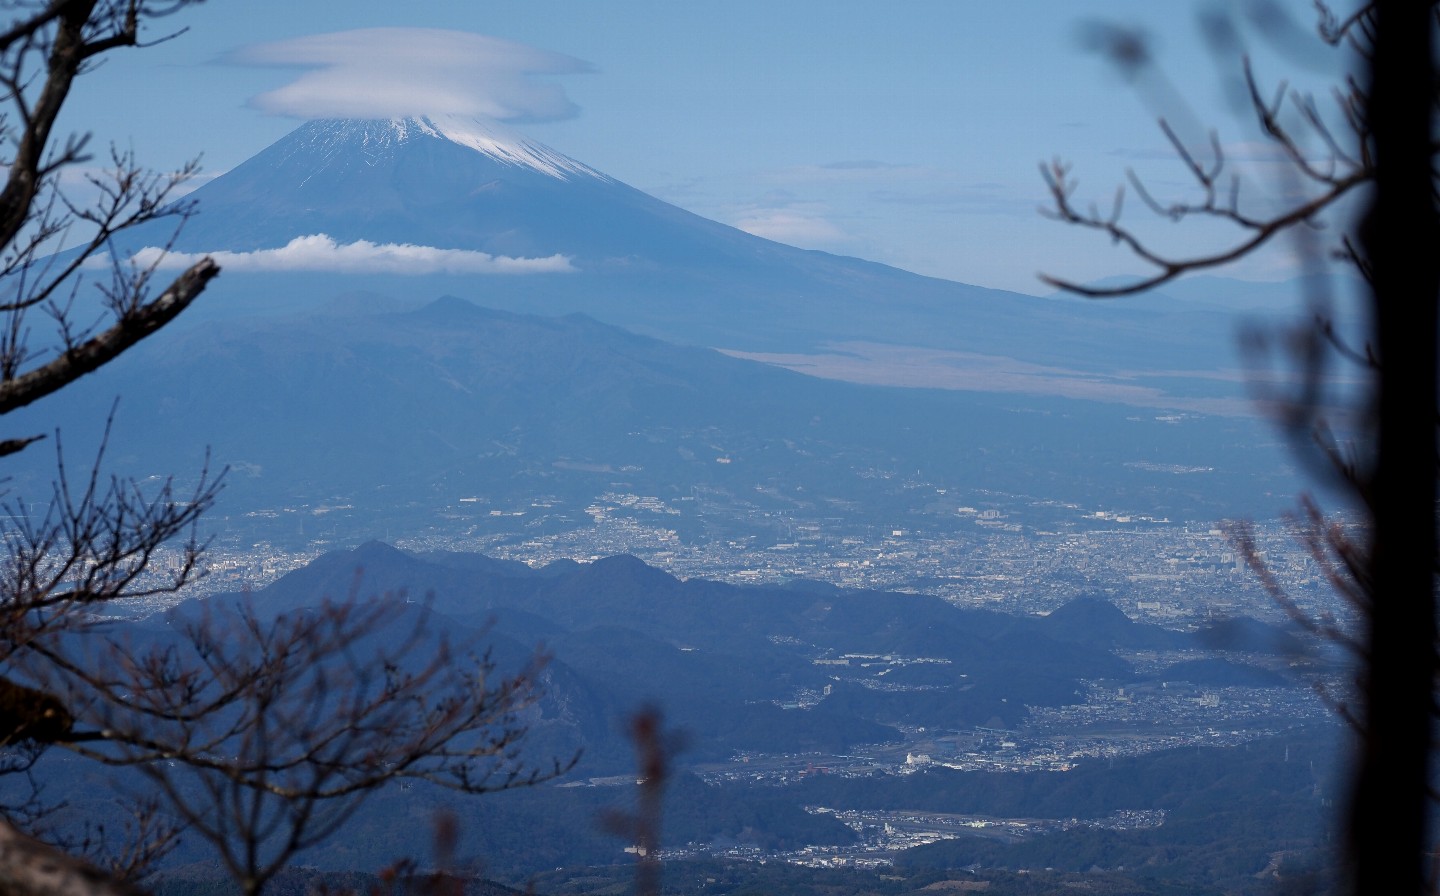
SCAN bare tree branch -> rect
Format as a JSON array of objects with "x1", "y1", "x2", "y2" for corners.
[
  {"x1": 15, "y1": 597, "x2": 569, "y2": 896},
  {"x1": 1039, "y1": 157, "x2": 1367, "y2": 296},
  {"x1": 0, "y1": 256, "x2": 216, "y2": 415}
]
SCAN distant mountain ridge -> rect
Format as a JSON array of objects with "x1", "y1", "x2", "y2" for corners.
[
  {"x1": 183, "y1": 542, "x2": 1310, "y2": 766},
  {"x1": 43, "y1": 543, "x2": 1327, "y2": 885}
]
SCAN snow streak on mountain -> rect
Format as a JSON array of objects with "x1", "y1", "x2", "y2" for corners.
[{"x1": 291, "y1": 116, "x2": 607, "y2": 182}]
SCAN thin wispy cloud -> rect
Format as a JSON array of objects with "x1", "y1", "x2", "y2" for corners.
[
  {"x1": 767, "y1": 161, "x2": 926, "y2": 185},
  {"x1": 870, "y1": 184, "x2": 1031, "y2": 215},
  {"x1": 229, "y1": 29, "x2": 594, "y2": 122},
  {"x1": 108, "y1": 235, "x2": 573, "y2": 275},
  {"x1": 818, "y1": 160, "x2": 911, "y2": 171},
  {"x1": 753, "y1": 160, "x2": 1031, "y2": 217},
  {"x1": 731, "y1": 209, "x2": 848, "y2": 246}
]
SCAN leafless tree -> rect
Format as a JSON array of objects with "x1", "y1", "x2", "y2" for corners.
[
  {"x1": 0, "y1": 5, "x2": 566, "y2": 895},
  {"x1": 0, "y1": 1, "x2": 221, "y2": 881},
  {"x1": 0, "y1": 0, "x2": 219, "y2": 664},
  {"x1": 15, "y1": 596, "x2": 564, "y2": 896},
  {"x1": 1042, "y1": 2, "x2": 1436, "y2": 893}
]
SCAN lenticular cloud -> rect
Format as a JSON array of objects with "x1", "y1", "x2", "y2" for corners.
[
  {"x1": 230, "y1": 29, "x2": 594, "y2": 122},
  {"x1": 125, "y1": 235, "x2": 574, "y2": 275}
]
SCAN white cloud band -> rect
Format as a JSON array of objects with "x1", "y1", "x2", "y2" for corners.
[
  {"x1": 117, "y1": 234, "x2": 573, "y2": 275},
  {"x1": 732, "y1": 209, "x2": 847, "y2": 246}
]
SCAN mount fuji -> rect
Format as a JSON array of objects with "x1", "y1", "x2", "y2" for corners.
[
  {"x1": 0, "y1": 114, "x2": 1299, "y2": 543},
  {"x1": 110, "y1": 115, "x2": 1248, "y2": 381}
]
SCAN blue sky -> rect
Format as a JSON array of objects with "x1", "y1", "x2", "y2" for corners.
[{"x1": 61, "y1": 1, "x2": 1355, "y2": 295}]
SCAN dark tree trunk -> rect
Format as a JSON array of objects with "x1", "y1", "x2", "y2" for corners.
[{"x1": 1352, "y1": 1, "x2": 1440, "y2": 892}]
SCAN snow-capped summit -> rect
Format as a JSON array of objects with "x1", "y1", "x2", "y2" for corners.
[
  {"x1": 405, "y1": 115, "x2": 605, "y2": 181},
  {"x1": 288, "y1": 115, "x2": 605, "y2": 181},
  {"x1": 158, "y1": 115, "x2": 646, "y2": 252}
]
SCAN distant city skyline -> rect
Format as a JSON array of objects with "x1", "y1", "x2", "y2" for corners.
[{"x1": 65, "y1": 1, "x2": 1353, "y2": 295}]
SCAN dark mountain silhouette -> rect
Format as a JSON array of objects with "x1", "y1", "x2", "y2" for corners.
[
  {"x1": 190, "y1": 544, "x2": 1129, "y2": 751},
  {"x1": 168, "y1": 543, "x2": 1306, "y2": 764},
  {"x1": 43, "y1": 544, "x2": 1323, "y2": 883}
]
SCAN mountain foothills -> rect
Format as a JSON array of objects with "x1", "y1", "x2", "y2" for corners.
[
  {"x1": 6, "y1": 294, "x2": 1293, "y2": 547},
  {"x1": 85, "y1": 543, "x2": 1334, "y2": 894},
  {"x1": 216, "y1": 541, "x2": 1307, "y2": 753}
]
